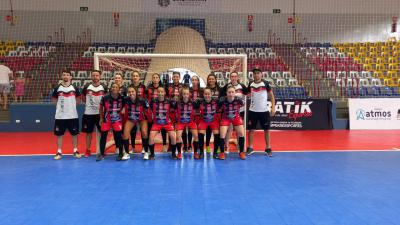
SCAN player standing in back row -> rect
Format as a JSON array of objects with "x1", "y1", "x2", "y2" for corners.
[
  {"x1": 246, "y1": 68, "x2": 276, "y2": 157},
  {"x1": 52, "y1": 70, "x2": 82, "y2": 160}
]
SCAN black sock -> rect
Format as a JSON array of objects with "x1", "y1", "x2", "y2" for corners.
[
  {"x1": 193, "y1": 141, "x2": 198, "y2": 153},
  {"x1": 176, "y1": 143, "x2": 182, "y2": 153},
  {"x1": 142, "y1": 138, "x2": 149, "y2": 153},
  {"x1": 214, "y1": 134, "x2": 220, "y2": 153},
  {"x1": 123, "y1": 139, "x2": 130, "y2": 154},
  {"x1": 149, "y1": 144, "x2": 155, "y2": 156},
  {"x1": 182, "y1": 129, "x2": 188, "y2": 149},
  {"x1": 171, "y1": 144, "x2": 176, "y2": 156},
  {"x1": 238, "y1": 136, "x2": 245, "y2": 153},
  {"x1": 219, "y1": 138, "x2": 225, "y2": 155},
  {"x1": 188, "y1": 132, "x2": 193, "y2": 149},
  {"x1": 113, "y1": 131, "x2": 123, "y2": 156},
  {"x1": 130, "y1": 127, "x2": 137, "y2": 150},
  {"x1": 206, "y1": 127, "x2": 212, "y2": 147},
  {"x1": 161, "y1": 129, "x2": 167, "y2": 145},
  {"x1": 198, "y1": 133, "x2": 205, "y2": 153},
  {"x1": 100, "y1": 131, "x2": 108, "y2": 156}
]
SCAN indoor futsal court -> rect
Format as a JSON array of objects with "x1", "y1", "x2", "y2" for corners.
[{"x1": 1, "y1": 0, "x2": 400, "y2": 225}]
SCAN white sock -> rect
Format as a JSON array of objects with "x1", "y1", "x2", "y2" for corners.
[
  {"x1": 57, "y1": 149, "x2": 62, "y2": 154},
  {"x1": 73, "y1": 148, "x2": 78, "y2": 153}
]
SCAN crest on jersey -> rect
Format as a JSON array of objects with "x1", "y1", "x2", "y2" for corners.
[{"x1": 158, "y1": 0, "x2": 170, "y2": 7}]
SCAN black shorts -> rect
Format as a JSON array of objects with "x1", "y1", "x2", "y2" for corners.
[
  {"x1": 247, "y1": 111, "x2": 271, "y2": 130},
  {"x1": 54, "y1": 118, "x2": 80, "y2": 136},
  {"x1": 81, "y1": 114, "x2": 101, "y2": 133}
]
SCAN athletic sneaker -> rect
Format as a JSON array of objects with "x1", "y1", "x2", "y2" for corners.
[
  {"x1": 239, "y1": 152, "x2": 246, "y2": 160},
  {"x1": 143, "y1": 152, "x2": 150, "y2": 160},
  {"x1": 54, "y1": 152, "x2": 62, "y2": 160},
  {"x1": 129, "y1": 149, "x2": 134, "y2": 154},
  {"x1": 213, "y1": 152, "x2": 219, "y2": 159},
  {"x1": 116, "y1": 155, "x2": 123, "y2": 161},
  {"x1": 122, "y1": 153, "x2": 130, "y2": 160},
  {"x1": 149, "y1": 154, "x2": 155, "y2": 160},
  {"x1": 183, "y1": 147, "x2": 188, "y2": 153},
  {"x1": 171, "y1": 153, "x2": 177, "y2": 159},
  {"x1": 187, "y1": 146, "x2": 192, "y2": 152},
  {"x1": 177, "y1": 152, "x2": 182, "y2": 160},
  {"x1": 218, "y1": 152, "x2": 226, "y2": 160},
  {"x1": 194, "y1": 152, "x2": 200, "y2": 159},
  {"x1": 246, "y1": 147, "x2": 254, "y2": 156},
  {"x1": 265, "y1": 148, "x2": 273, "y2": 157},
  {"x1": 141, "y1": 148, "x2": 145, "y2": 154},
  {"x1": 73, "y1": 151, "x2": 82, "y2": 159},
  {"x1": 96, "y1": 154, "x2": 104, "y2": 161},
  {"x1": 224, "y1": 145, "x2": 229, "y2": 154},
  {"x1": 206, "y1": 146, "x2": 211, "y2": 153},
  {"x1": 199, "y1": 151, "x2": 204, "y2": 159},
  {"x1": 84, "y1": 150, "x2": 91, "y2": 158}
]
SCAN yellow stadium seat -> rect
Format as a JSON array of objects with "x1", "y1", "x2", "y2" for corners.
[
  {"x1": 0, "y1": 50, "x2": 6, "y2": 56},
  {"x1": 364, "y1": 57, "x2": 373, "y2": 64},
  {"x1": 392, "y1": 45, "x2": 399, "y2": 51},
  {"x1": 388, "y1": 57, "x2": 398, "y2": 64},
  {"x1": 363, "y1": 64, "x2": 373, "y2": 70},
  {"x1": 359, "y1": 46, "x2": 367, "y2": 52},
  {"x1": 353, "y1": 57, "x2": 361, "y2": 64},
  {"x1": 0, "y1": 45, "x2": 5, "y2": 51},
  {"x1": 375, "y1": 63, "x2": 386, "y2": 71},
  {"x1": 369, "y1": 46, "x2": 378, "y2": 52},
  {"x1": 376, "y1": 57, "x2": 387, "y2": 64},
  {"x1": 346, "y1": 52, "x2": 355, "y2": 58},
  {"x1": 384, "y1": 78, "x2": 395, "y2": 86},
  {"x1": 388, "y1": 63, "x2": 398, "y2": 70},
  {"x1": 392, "y1": 51, "x2": 400, "y2": 57},
  {"x1": 5, "y1": 40, "x2": 14, "y2": 46},
  {"x1": 5, "y1": 45, "x2": 15, "y2": 51},
  {"x1": 380, "y1": 51, "x2": 389, "y2": 57},
  {"x1": 15, "y1": 40, "x2": 24, "y2": 46},
  {"x1": 368, "y1": 51, "x2": 378, "y2": 58},
  {"x1": 387, "y1": 70, "x2": 398, "y2": 78},
  {"x1": 357, "y1": 52, "x2": 366, "y2": 57},
  {"x1": 348, "y1": 47, "x2": 356, "y2": 53},
  {"x1": 380, "y1": 46, "x2": 388, "y2": 52},
  {"x1": 338, "y1": 47, "x2": 346, "y2": 52},
  {"x1": 373, "y1": 71, "x2": 383, "y2": 78}
]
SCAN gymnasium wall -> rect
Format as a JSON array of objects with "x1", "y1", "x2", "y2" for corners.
[{"x1": 0, "y1": 0, "x2": 399, "y2": 43}]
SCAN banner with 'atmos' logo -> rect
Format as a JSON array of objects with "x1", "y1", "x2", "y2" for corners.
[{"x1": 254, "y1": 99, "x2": 333, "y2": 130}]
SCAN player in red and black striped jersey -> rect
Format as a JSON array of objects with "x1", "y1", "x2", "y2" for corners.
[
  {"x1": 122, "y1": 86, "x2": 150, "y2": 160},
  {"x1": 182, "y1": 75, "x2": 203, "y2": 153},
  {"x1": 129, "y1": 70, "x2": 146, "y2": 98},
  {"x1": 174, "y1": 86, "x2": 199, "y2": 159},
  {"x1": 97, "y1": 83, "x2": 125, "y2": 161},
  {"x1": 197, "y1": 88, "x2": 220, "y2": 159},
  {"x1": 148, "y1": 86, "x2": 177, "y2": 159},
  {"x1": 128, "y1": 70, "x2": 147, "y2": 153},
  {"x1": 146, "y1": 73, "x2": 169, "y2": 152},
  {"x1": 220, "y1": 72, "x2": 248, "y2": 154},
  {"x1": 204, "y1": 73, "x2": 222, "y2": 154},
  {"x1": 218, "y1": 86, "x2": 246, "y2": 160},
  {"x1": 167, "y1": 71, "x2": 183, "y2": 101}
]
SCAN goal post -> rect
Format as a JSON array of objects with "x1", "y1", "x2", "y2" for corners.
[{"x1": 93, "y1": 52, "x2": 249, "y2": 149}]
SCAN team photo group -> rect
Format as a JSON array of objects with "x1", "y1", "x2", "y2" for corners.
[{"x1": 52, "y1": 68, "x2": 276, "y2": 161}]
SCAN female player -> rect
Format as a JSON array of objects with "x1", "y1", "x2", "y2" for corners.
[
  {"x1": 175, "y1": 86, "x2": 199, "y2": 159},
  {"x1": 129, "y1": 70, "x2": 147, "y2": 153},
  {"x1": 197, "y1": 88, "x2": 220, "y2": 159},
  {"x1": 204, "y1": 73, "x2": 221, "y2": 154},
  {"x1": 218, "y1": 86, "x2": 246, "y2": 160},
  {"x1": 97, "y1": 83, "x2": 125, "y2": 161},
  {"x1": 122, "y1": 86, "x2": 149, "y2": 160},
  {"x1": 148, "y1": 86, "x2": 177, "y2": 159},
  {"x1": 182, "y1": 75, "x2": 203, "y2": 153},
  {"x1": 146, "y1": 73, "x2": 168, "y2": 152}
]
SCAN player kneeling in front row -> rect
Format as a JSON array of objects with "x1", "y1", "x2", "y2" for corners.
[
  {"x1": 218, "y1": 86, "x2": 246, "y2": 160},
  {"x1": 197, "y1": 88, "x2": 220, "y2": 159},
  {"x1": 148, "y1": 86, "x2": 177, "y2": 160},
  {"x1": 122, "y1": 87, "x2": 149, "y2": 160},
  {"x1": 97, "y1": 83, "x2": 125, "y2": 161},
  {"x1": 175, "y1": 87, "x2": 199, "y2": 159}
]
